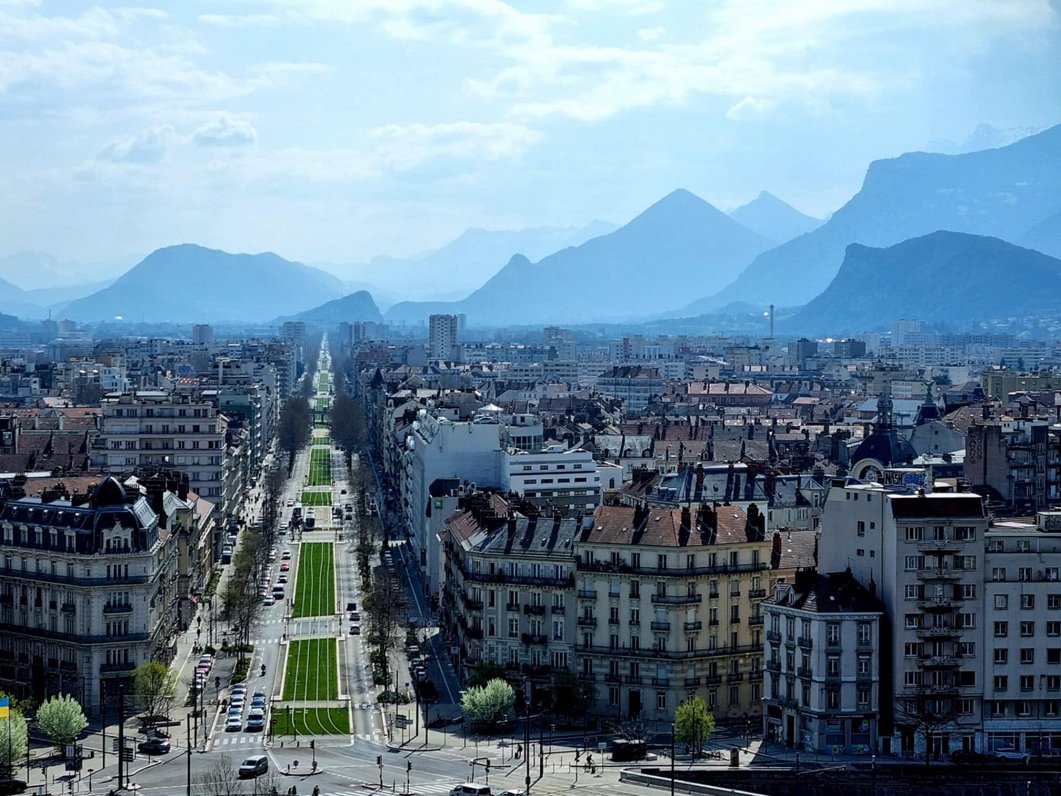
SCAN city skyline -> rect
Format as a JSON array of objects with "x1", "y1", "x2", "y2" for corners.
[{"x1": 0, "y1": 1, "x2": 1058, "y2": 266}]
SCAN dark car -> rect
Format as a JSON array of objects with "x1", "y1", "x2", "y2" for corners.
[{"x1": 138, "y1": 738, "x2": 171, "y2": 755}]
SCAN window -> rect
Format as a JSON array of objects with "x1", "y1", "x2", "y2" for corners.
[
  {"x1": 1021, "y1": 594, "x2": 1035, "y2": 610},
  {"x1": 959, "y1": 612, "x2": 976, "y2": 629},
  {"x1": 1021, "y1": 648, "x2": 1035, "y2": 665},
  {"x1": 857, "y1": 521, "x2": 865, "y2": 537},
  {"x1": 905, "y1": 526, "x2": 924, "y2": 541},
  {"x1": 904, "y1": 642, "x2": 921, "y2": 658},
  {"x1": 857, "y1": 622, "x2": 871, "y2": 645},
  {"x1": 904, "y1": 614, "x2": 920, "y2": 629},
  {"x1": 959, "y1": 641, "x2": 975, "y2": 657},
  {"x1": 994, "y1": 675, "x2": 1008, "y2": 692},
  {"x1": 1049, "y1": 621, "x2": 1061, "y2": 637},
  {"x1": 994, "y1": 594, "x2": 1008, "y2": 610},
  {"x1": 991, "y1": 568, "x2": 1007, "y2": 582},
  {"x1": 1051, "y1": 594, "x2": 1061, "y2": 610},
  {"x1": 961, "y1": 583, "x2": 976, "y2": 600},
  {"x1": 857, "y1": 656, "x2": 870, "y2": 675},
  {"x1": 508, "y1": 619, "x2": 519, "y2": 638},
  {"x1": 1020, "y1": 675, "x2": 1035, "y2": 693},
  {"x1": 826, "y1": 623, "x2": 840, "y2": 644},
  {"x1": 994, "y1": 621, "x2": 1008, "y2": 638},
  {"x1": 905, "y1": 584, "x2": 922, "y2": 600},
  {"x1": 1021, "y1": 621, "x2": 1035, "y2": 637},
  {"x1": 1019, "y1": 567, "x2": 1033, "y2": 582},
  {"x1": 657, "y1": 692, "x2": 667, "y2": 710},
  {"x1": 904, "y1": 555, "x2": 923, "y2": 571},
  {"x1": 857, "y1": 687, "x2": 870, "y2": 707}
]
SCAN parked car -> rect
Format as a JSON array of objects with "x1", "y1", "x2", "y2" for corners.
[
  {"x1": 263, "y1": 595, "x2": 276, "y2": 606},
  {"x1": 282, "y1": 549, "x2": 291, "y2": 560},
  {"x1": 350, "y1": 625, "x2": 361, "y2": 635},
  {"x1": 238, "y1": 755, "x2": 269, "y2": 778},
  {"x1": 138, "y1": 738, "x2": 171, "y2": 755},
  {"x1": 279, "y1": 562, "x2": 290, "y2": 571},
  {"x1": 449, "y1": 785, "x2": 492, "y2": 796}
]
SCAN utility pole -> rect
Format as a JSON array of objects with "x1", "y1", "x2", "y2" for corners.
[
  {"x1": 524, "y1": 678, "x2": 531, "y2": 795},
  {"x1": 186, "y1": 713, "x2": 192, "y2": 796},
  {"x1": 670, "y1": 722, "x2": 676, "y2": 796},
  {"x1": 117, "y1": 686, "x2": 126, "y2": 791}
]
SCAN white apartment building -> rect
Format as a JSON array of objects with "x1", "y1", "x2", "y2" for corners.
[
  {"x1": 96, "y1": 391, "x2": 226, "y2": 508},
  {"x1": 818, "y1": 480, "x2": 989, "y2": 757},
  {"x1": 429, "y1": 314, "x2": 460, "y2": 360},
  {"x1": 502, "y1": 446, "x2": 604, "y2": 515},
  {"x1": 982, "y1": 512, "x2": 1061, "y2": 756},
  {"x1": 763, "y1": 572, "x2": 884, "y2": 754}
]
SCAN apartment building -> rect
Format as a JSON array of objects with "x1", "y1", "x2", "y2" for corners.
[
  {"x1": 0, "y1": 477, "x2": 177, "y2": 714},
  {"x1": 982, "y1": 512, "x2": 1061, "y2": 755},
  {"x1": 965, "y1": 420, "x2": 1061, "y2": 514},
  {"x1": 502, "y1": 446, "x2": 604, "y2": 515},
  {"x1": 440, "y1": 495, "x2": 578, "y2": 687},
  {"x1": 763, "y1": 571, "x2": 884, "y2": 754},
  {"x1": 595, "y1": 366, "x2": 662, "y2": 415},
  {"x1": 429, "y1": 314, "x2": 460, "y2": 361},
  {"x1": 95, "y1": 391, "x2": 226, "y2": 509},
  {"x1": 818, "y1": 481, "x2": 989, "y2": 757}
]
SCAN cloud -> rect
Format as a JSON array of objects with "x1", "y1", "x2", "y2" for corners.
[
  {"x1": 725, "y1": 95, "x2": 775, "y2": 121},
  {"x1": 192, "y1": 116, "x2": 258, "y2": 147},
  {"x1": 96, "y1": 125, "x2": 175, "y2": 163},
  {"x1": 369, "y1": 121, "x2": 542, "y2": 170},
  {"x1": 637, "y1": 26, "x2": 665, "y2": 42},
  {"x1": 197, "y1": 13, "x2": 282, "y2": 28}
]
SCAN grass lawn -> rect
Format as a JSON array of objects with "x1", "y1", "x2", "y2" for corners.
[
  {"x1": 300, "y1": 490, "x2": 331, "y2": 506},
  {"x1": 272, "y1": 706, "x2": 349, "y2": 736},
  {"x1": 308, "y1": 446, "x2": 331, "y2": 486},
  {"x1": 282, "y1": 637, "x2": 339, "y2": 701},
  {"x1": 293, "y1": 541, "x2": 334, "y2": 618}
]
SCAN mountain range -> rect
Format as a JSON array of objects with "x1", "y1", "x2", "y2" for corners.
[
  {"x1": 685, "y1": 124, "x2": 1061, "y2": 313},
  {"x1": 728, "y1": 191, "x2": 822, "y2": 243},
  {"x1": 783, "y1": 232, "x2": 1061, "y2": 334},
  {"x1": 62, "y1": 244, "x2": 345, "y2": 323},
  {"x1": 318, "y1": 221, "x2": 616, "y2": 305},
  {"x1": 385, "y1": 189, "x2": 775, "y2": 325},
  {"x1": 277, "y1": 290, "x2": 382, "y2": 325}
]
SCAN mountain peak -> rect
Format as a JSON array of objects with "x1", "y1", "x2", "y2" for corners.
[{"x1": 728, "y1": 191, "x2": 822, "y2": 244}]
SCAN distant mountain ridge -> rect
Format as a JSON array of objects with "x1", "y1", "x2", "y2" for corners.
[
  {"x1": 728, "y1": 191, "x2": 822, "y2": 243},
  {"x1": 783, "y1": 231, "x2": 1061, "y2": 334},
  {"x1": 63, "y1": 244, "x2": 345, "y2": 323},
  {"x1": 320, "y1": 220, "x2": 616, "y2": 303},
  {"x1": 688, "y1": 124, "x2": 1061, "y2": 312},
  {"x1": 385, "y1": 189, "x2": 774, "y2": 326},
  {"x1": 277, "y1": 290, "x2": 382, "y2": 325}
]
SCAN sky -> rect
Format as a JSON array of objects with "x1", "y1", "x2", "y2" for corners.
[{"x1": 0, "y1": 0, "x2": 1059, "y2": 270}]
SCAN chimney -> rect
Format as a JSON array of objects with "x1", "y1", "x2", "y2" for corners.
[
  {"x1": 680, "y1": 505, "x2": 691, "y2": 531},
  {"x1": 178, "y1": 473, "x2": 189, "y2": 501},
  {"x1": 771, "y1": 530, "x2": 783, "y2": 560}
]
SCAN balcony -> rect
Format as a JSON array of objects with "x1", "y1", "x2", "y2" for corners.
[
  {"x1": 506, "y1": 603, "x2": 520, "y2": 612},
  {"x1": 521, "y1": 633, "x2": 547, "y2": 645},
  {"x1": 749, "y1": 615, "x2": 764, "y2": 626},
  {"x1": 102, "y1": 603, "x2": 133, "y2": 614},
  {"x1": 578, "y1": 672, "x2": 596, "y2": 682},
  {"x1": 99, "y1": 662, "x2": 136, "y2": 674},
  {"x1": 608, "y1": 591, "x2": 621, "y2": 600},
  {"x1": 523, "y1": 604, "x2": 546, "y2": 616},
  {"x1": 604, "y1": 673, "x2": 622, "y2": 684},
  {"x1": 916, "y1": 626, "x2": 959, "y2": 639},
  {"x1": 60, "y1": 603, "x2": 76, "y2": 614},
  {"x1": 706, "y1": 674, "x2": 723, "y2": 685},
  {"x1": 650, "y1": 621, "x2": 672, "y2": 632},
  {"x1": 465, "y1": 627, "x2": 484, "y2": 640},
  {"x1": 551, "y1": 605, "x2": 566, "y2": 615},
  {"x1": 749, "y1": 671, "x2": 764, "y2": 682},
  {"x1": 684, "y1": 676, "x2": 701, "y2": 687},
  {"x1": 578, "y1": 589, "x2": 598, "y2": 600},
  {"x1": 766, "y1": 629, "x2": 781, "y2": 643},
  {"x1": 608, "y1": 617, "x2": 621, "y2": 626},
  {"x1": 797, "y1": 667, "x2": 813, "y2": 679},
  {"x1": 464, "y1": 597, "x2": 484, "y2": 611},
  {"x1": 577, "y1": 617, "x2": 598, "y2": 628},
  {"x1": 651, "y1": 677, "x2": 670, "y2": 687},
  {"x1": 651, "y1": 593, "x2": 702, "y2": 606},
  {"x1": 797, "y1": 637, "x2": 813, "y2": 650},
  {"x1": 683, "y1": 621, "x2": 703, "y2": 632},
  {"x1": 748, "y1": 588, "x2": 767, "y2": 599},
  {"x1": 624, "y1": 674, "x2": 643, "y2": 685},
  {"x1": 917, "y1": 539, "x2": 959, "y2": 554},
  {"x1": 766, "y1": 660, "x2": 781, "y2": 673},
  {"x1": 917, "y1": 655, "x2": 960, "y2": 669},
  {"x1": 916, "y1": 569, "x2": 962, "y2": 582},
  {"x1": 917, "y1": 598, "x2": 959, "y2": 611},
  {"x1": 578, "y1": 559, "x2": 769, "y2": 577}
]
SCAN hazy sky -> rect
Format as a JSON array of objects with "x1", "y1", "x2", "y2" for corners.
[{"x1": 1, "y1": 0, "x2": 1058, "y2": 266}]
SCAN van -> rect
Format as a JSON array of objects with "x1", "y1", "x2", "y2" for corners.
[
  {"x1": 449, "y1": 786, "x2": 491, "y2": 796},
  {"x1": 238, "y1": 755, "x2": 268, "y2": 778}
]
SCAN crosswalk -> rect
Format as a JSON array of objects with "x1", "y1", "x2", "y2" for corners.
[{"x1": 212, "y1": 734, "x2": 267, "y2": 747}]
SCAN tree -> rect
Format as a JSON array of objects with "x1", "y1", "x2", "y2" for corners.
[
  {"x1": 330, "y1": 394, "x2": 369, "y2": 463},
  {"x1": 363, "y1": 572, "x2": 407, "y2": 667},
  {"x1": 276, "y1": 396, "x2": 311, "y2": 473},
  {"x1": 461, "y1": 678, "x2": 515, "y2": 729},
  {"x1": 194, "y1": 752, "x2": 238, "y2": 796},
  {"x1": 35, "y1": 694, "x2": 88, "y2": 753},
  {"x1": 133, "y1": 661, "x2": 178, "y2": 722},
  {"x1": 895, "y1": 688, "x2": 957, "y2": 764},
  {"x1": 469, "y1": 661, "x2": 508, "y2": 689},
  {"x1": 0, "y1": 697, "x2": 28, "y2": 773},
  {"x1": 674, "y1": 696, "x2": 715, "y2": 757},
  {"x1": 549, "y1": 669, "x2": 597, "y2": 723},
  {"x1": 220, "y1": 545, "x2": 264, "y2": 661}
]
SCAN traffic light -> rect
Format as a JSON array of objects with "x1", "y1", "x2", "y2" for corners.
[
  {"x1": 575, "y1": 750, "x2": 580, "y2": 762},
  {"x1": 485, "y1": 761, "x2": 490, "y2": 772},
  {"x1": 407, "y1": 761, "x2": 411, "y2": 773},
  {"x1": 310, "y1": 740, "x2": 315, "y2": 749},
  {"x1": 377, "y1": 756, "x2": 382, "y2": 767},
  {"x1": 215, "y1": 676, "x2": 221, "y2": 689}
]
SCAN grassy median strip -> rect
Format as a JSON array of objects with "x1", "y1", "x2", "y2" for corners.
[
  {"x1": 300, "y1": 490, "x2": 331, "y2": 506},
  {"x1": 293, "y1": 541, "x2": 334, "y2": 618},
  {"x1": 272, "y1": 706, "x2": 349, "y2": 736},
  {"x1": 308, "y1": 446, "x2": 332, "y2": 486},
  {"x1": 282, "y1": 638, "x2": 339, "y2": 701}
]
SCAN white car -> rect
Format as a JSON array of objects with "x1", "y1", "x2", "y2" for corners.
[
  {"x1": 224, "y1": 717, "x2": 242, "y2": 732},
  {"x1": 281, "y1": 549, "x2": 291, "y2": 560},
  {"x1": 263, "y1": 595, "x2": 276, "y2": 606}
]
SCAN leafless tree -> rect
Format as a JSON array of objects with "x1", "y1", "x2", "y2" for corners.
[
  {"x1": 194, "y1": 752, "x2": 242, "y2": 796},
  {"x1": 895, "y1": 688, "x2": 958, "y2": 764}
]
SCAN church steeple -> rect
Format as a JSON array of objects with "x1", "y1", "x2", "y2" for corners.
[{"x1": 876, "y1": 391, "x2": 894, "y2": 431}]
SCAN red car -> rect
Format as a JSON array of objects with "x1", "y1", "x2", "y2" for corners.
[{"x1": 279, "y1": 562, "x2": 290, "y2": 571}]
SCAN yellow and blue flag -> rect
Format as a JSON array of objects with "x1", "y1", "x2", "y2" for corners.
[{"x1": 0, "y1": 696, "x2": 9, "y2": 719}]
